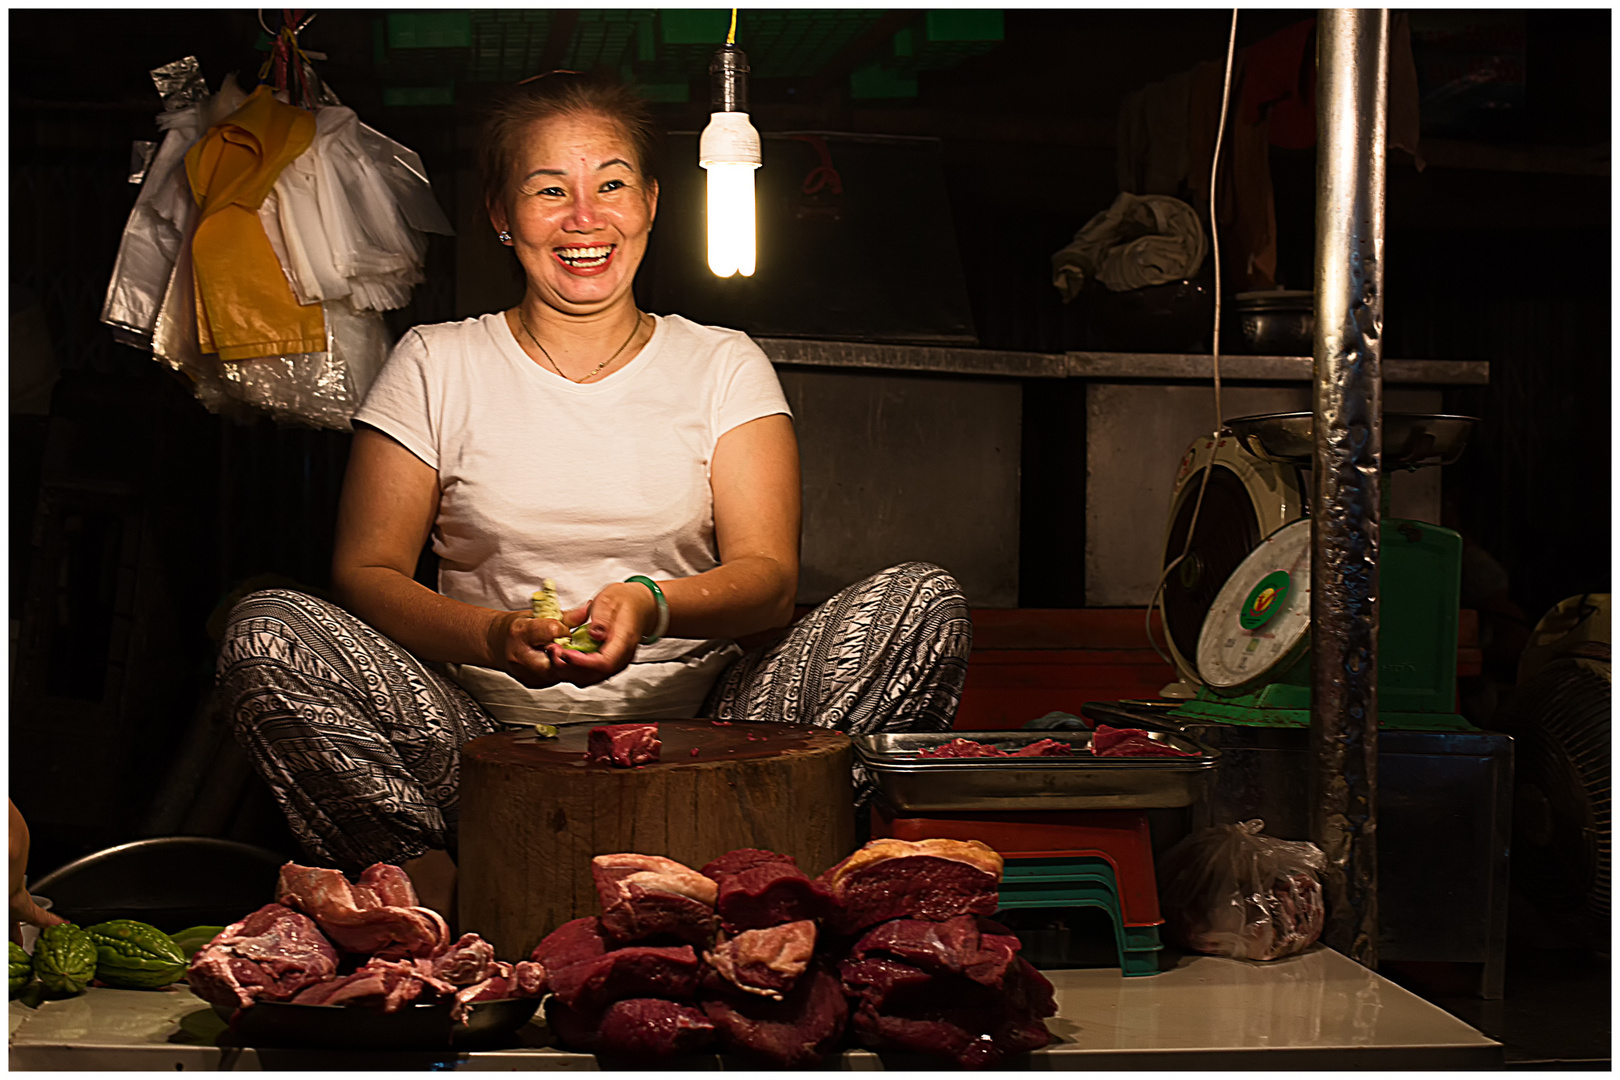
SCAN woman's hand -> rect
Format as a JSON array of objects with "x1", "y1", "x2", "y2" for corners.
[
  {"x1": 544, "y1": 581, "x2": 659, "y2": 687},
  {"x1": 487, "y1": 611, "x2": 573, "y2": 688}
]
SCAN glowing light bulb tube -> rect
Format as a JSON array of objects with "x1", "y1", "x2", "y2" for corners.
[{"x1": 700, "y1": 45, "x2": 761, "y2": 278}]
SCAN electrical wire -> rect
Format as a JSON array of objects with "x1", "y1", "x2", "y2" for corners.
[
  {"x1": 1145, "y1": 8, "x2": 1240, "y2": 676},
  {"x1": 727, "y1": 8, "x2": 738, "y2": 45}
]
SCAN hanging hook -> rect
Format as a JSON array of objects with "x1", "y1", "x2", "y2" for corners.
[{"x1": 258, "y1": 9, "x2": 274, "y2": 36}]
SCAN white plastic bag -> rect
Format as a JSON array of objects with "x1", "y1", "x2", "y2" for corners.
[{"x1": 1157, "y1": 819, "x2": 1326, "y2": 962}]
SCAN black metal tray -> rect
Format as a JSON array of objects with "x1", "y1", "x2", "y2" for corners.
[{"x1": 215, "y1": 996, "x2": 541, "y2": 1051}]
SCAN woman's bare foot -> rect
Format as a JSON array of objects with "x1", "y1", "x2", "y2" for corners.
[{"x1": 402, "y1": 849, "x2": 458, "y2": 926}]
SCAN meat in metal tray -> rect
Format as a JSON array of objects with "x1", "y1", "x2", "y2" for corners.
[{"x1": 855, "y1": 730, "x2": 1219, "y2": 811}]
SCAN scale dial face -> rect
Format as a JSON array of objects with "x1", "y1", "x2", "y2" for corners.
[{"x1": 1196, "y1": 518, "x2": 1314, "y2": 693}]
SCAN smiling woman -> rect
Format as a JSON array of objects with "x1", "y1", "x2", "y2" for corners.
[{"x1": 212, "y1": 70, "x2": 972, "y2": 912}]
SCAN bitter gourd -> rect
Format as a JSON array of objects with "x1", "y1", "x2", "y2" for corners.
[
  {"x1": 9, "y1": 942, "x2": 31, "y2": 997},
  {"x1": 531, "y1": 579, "x2": 600, "y2": 653},
  {"x1": 32, "y1": 923, "x2": 96, "y2": 995},
  {"x1": 84, "y1": 920, "x2": 188, "y2": 989}
]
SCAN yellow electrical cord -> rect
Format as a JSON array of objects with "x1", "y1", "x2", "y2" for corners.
[{"x1": 727, "y1": 8, "x2": 738, "y2": 45}]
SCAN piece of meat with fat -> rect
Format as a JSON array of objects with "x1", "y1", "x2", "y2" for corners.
[
  {"x1": 585, "y1": 723, "x2": 661, "y2": 767},
  {"x1": 844, "y1": 955, "x2": 1056, "y2": 1069},
  {"x1": 818, "y1": 839, "x2": 1004, "y2": 935},
  {"x1": 1090, "y1": 724, "x2": 1197, "y2": 758},
  {"x1": 849, "y1": 915, "x2": 1021, "y2": 989},
  {"x1": 431, "y1": 932, "x2": 498, "y2": 985},
  {"x1": 185, "y1": 903, "x2": 340, "y2": 1011},
  {"x1": 702, "y1": 920, "x2": 816, "y2": 1000},
  {"x1": 592, "y1": 853, "x2": 719, "y2": 945},
  {"x1": 276, "y1": 861, "x2": 452, "y2": 959},
  {"x1": 701, "y1": 961, "x2": 849, "y2": 1068},
  {"x1": 699, "y1": 848, "x2": 834, "y2": 930},
  {"x1": 533, "y1": 916, "x2": 701, "y2": 1010},
  {"x1": 546, "y1": 996, "x2": 716, "y2": 1061},
  {"x1": 452, "y1": 959, "x2": 550, "y2": 1006}
]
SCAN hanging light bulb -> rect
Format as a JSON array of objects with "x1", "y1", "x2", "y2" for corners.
[{"x1": 699, "y1": 23, "x2": 760, "y2": 278}]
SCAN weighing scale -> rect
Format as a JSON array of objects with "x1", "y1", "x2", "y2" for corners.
[
  {"x1": 1166, "y1": 412, "x2": 1479, "y2": 732},
  {"x1": 1158, "y1": 431, "x2": 1305, "y2": 695}
]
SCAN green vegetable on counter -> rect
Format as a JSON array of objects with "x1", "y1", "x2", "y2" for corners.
[
  {"x1": 10, "y1": 942, "x2": 32, "y2": 997},
  {"x1": 84, "y1": 920, "x2": 188, "y2": 989},
  {"x1": 169, "y1": 925, "x2": 226, "y2": 964},
  {"x1": 32, "y1": 924, "x2": 97, "y2": 996}
]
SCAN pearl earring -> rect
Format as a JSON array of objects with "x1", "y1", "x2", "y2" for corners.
[{"x1": 497, "y1": 230, "x2": 513, "y2": 244}]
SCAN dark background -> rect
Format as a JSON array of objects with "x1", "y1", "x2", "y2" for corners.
[{"x1": 9, "y1": 9, "x2": 1610, "y2": 873}]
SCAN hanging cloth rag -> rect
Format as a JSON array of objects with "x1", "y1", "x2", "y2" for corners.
[{"x1": 185, "y1": 85, "x2": 324, "y2": 361}]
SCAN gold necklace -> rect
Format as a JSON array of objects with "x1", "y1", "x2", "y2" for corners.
[{"x1": 516, "y1": 308, "x2": 644, "y2": 383}]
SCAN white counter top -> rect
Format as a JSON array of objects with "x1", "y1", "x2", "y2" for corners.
[{"x1": 9, "y1": 947, "x2": 1500, "y2": 1070}]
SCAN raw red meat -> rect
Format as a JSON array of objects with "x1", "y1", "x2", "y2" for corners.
[
  {"x1": 430, "y1": 932, "x2": 497, "y2": 985},
  {"x1": 915, "y1": 737, "x2": 1074, "y2": 759},
  {"x1": 592, "y1": 853, "x2": 719, "y2": 945},
  {"x1": 698, "y1": 848, "x2": 833, "y2": 931},
  {"x1": 849, "y1": 915, "x2": 1020, "y2": 989},
  {"x1": 276, "y1": 862, "x2": 452, "y2": 959},
  {"x1": 916, "y1": 738, "x2": 1008, "y2": 758},
  {"x1": 843, "y1": 955, "x2": 1056, "y2": 1069},
  {"x1": 546, "y1": 996, "x2": 716, "y2": 1061},
  {"x1": 818, "y1": 839, "x2": 1004, "y2": 935},
  {"x1": 1090, "y1": 724, "x2": 1197, "y2": 758},
  {"x1": 700, "y1": 961, "x2": 849, "y2": 1068},
  {"x1": 185, "y1": 903, "x2": 341, "y2": 1010},
  {"x1": 585, "y1": 723, "x2": 661, "y2": 767},
  {"x1": 702, "y1": 920, "x2": 816, "y2": 1000},
  {"x1": 533, "y1": 917, "x2": 701, "y2": 1010},
  {"x1": 289, "y1": 956, "x2": 456, "y2": 1012},
  {"x1": 1011, "y1": 738, "x2": 1075, "y2": 757}
]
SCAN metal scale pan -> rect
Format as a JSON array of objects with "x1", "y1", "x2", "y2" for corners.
[{"x1": 1224, "y1": 411, "x2": 1477, "y2": 470}]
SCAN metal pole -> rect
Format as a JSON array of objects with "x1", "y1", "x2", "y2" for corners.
[{"x1": 1310, "y1": 8, "x2": 1388, "y2": 968}]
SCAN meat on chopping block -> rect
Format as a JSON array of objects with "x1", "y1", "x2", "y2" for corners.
[
  {"x1": 457, "y1": 722, "x2": 855, "y2": 962},
  {"x1": 592, "y1": 853, "x2": 719, "y2": 945},
  {"x1": 533, "y1": 916, "x2": 701, "y2": 1010},
  {"x1": 546, "y1": 996, "x2": 717, "y2": 1062},
  {"x1": 277, "y1": 861, "x2": 452, "y2": 959},
  {"x1": 702, "y1": 919, "x2": 817, "y2": 1000},
  {"x1": 185, "y1": 903, "x2": 340, "y2": 1010},
  {"x1": 585, "y1": 723, "x2": 661, "y2": 767},
  {"x1": 817, "y1": 838, "x2": 1005, "y2": 935},
  {"x1": 700, "y1": 960, "x2": 849, "y2": 1069},
  {"x1": 699, "y1": 848, "x2": 834, "y2": 931}
]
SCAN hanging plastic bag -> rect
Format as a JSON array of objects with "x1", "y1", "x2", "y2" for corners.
[
  {"x1": 1051, "y1": 192, "x2": 1208, "y2": 301},
  {"x1": 101, "y1": 57, "x2": 213, "y2": 348},
  {"x1": 1156, "y1": 819, "x2": 1326, "y2": 961}
]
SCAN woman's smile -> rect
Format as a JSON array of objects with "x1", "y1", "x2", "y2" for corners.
[{"x1": 554, "y1": 243, "x2": 616, "y2": 275}]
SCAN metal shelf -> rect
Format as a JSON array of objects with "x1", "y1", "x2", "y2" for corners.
[{"x1": 758, "y1": 338, "x2": 1489, "y2": 385}]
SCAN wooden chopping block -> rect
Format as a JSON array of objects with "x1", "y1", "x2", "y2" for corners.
[{"x1": 458, "y1": 719, "x2": 856, "y2": 960}]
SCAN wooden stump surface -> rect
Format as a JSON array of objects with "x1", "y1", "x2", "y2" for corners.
[{"x1": 458, "y1": 720, "x2": 856, "y2": 960}]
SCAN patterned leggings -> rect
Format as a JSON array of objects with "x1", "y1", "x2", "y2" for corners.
[{"x1": 218, "y1": 562, "x2": 970, "y2": 871}]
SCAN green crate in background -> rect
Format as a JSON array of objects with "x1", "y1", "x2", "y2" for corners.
[
  {"x1": 387, "y1": 11, "x2": 473, "y2": 50},
  {"x1": 849, "y1": 60, "x2": 917, "y2": 100},
  {"x1": 382, "y1": 85, "x2": 457, "y2": 108}
]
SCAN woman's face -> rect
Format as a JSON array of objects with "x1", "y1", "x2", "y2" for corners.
[{"x1": 490, "y1": 111, "x2": 659, "y2": 316}]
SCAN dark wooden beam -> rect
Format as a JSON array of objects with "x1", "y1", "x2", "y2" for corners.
[{"x1": 539, "y1": 9, "x2": 581, "y2": 75}]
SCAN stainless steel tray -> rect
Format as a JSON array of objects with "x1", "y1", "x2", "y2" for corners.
[{"x1": 855, "y1": 730, "x2": 1219, "y2": 812}]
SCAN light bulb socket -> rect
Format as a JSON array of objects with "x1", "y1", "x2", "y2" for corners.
[{"x1": 709, "y1": 44, "x2": 750, "y2": 113}]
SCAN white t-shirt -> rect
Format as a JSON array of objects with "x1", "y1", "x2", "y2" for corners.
[{"x1": 353, "y1": 311, "x2": 792, "y2": 725}]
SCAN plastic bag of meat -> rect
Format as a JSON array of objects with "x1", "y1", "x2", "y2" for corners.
[{"x1": 1156, "y1": 819, "x2": 1327, "y2": 962}]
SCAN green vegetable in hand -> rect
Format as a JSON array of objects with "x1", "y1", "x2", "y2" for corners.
[
  {"x1": 531, "y1": 580, "x2": 600, "y2": 653},
  {"x1": 84, "y1": 920, "x2": 188, "y2": 989},
  {"x1": 10, "y1": 942, "x2": 32, "y2": 997},
  {"x1": 33, "y1": 924, "x2": 97, "y2": 996}
]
